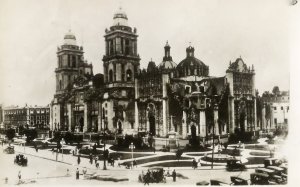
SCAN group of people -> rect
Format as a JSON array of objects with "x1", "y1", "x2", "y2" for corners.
[{"x1": 139, "y1": 169, "x2": 177, "y2": 185}]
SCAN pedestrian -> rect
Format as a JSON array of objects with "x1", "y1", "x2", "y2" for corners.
[
  {"x1": 133, "y1": 159, "x2": 137, "y2": 168},
  {"x1": 172, "y1": 169, "x2": 176, "y2": 182},
  {"x1": 144, "y1": 169, "x2": 150, "y2": 185},
  {"x1": 18, "y1": 171, "x2": 21, "y2": 182},
  {"x1": 89, "y1": 153, "x2": 93, "y2": 164},
  {"x1": 82, "y1": 167, "x2": 87, "y2": 178},
  {"x1": 192, "y1": 159, "x2": 197, "y2": 169},
  {"x1": 52, "y1": 148, "x2": 54, "y2": 155},
  {"x1": 117, "y1": 157, "x2": 121, "y2": 167},
  {"x1": 77, "y1": 155, "x2": 81, "y2": 165},
  {"x1": 66, "y1": 169, "x2": 70, "y2": 176},
  {"x1": 76, "y1": 168, "x2": 79, "y2": 180}
]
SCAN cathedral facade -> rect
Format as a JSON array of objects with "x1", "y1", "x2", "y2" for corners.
[{"x1": 50, "y1": 8, "x2": 258, "y2": 139}]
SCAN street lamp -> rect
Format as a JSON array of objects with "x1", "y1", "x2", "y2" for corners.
[{"x1": 129, "y1": 142, "x2": 135, "y2": 169}]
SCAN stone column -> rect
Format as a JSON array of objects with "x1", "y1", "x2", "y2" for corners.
[
  {"x1": 262, "y1": 104, "x2": 266, "y2": 131},
  {"x1": 83, "y1": 102, "x2": 88, "y2": 132},
  {"x1": 254, "y1": 99, "x2": 257, "y2": 131},
  {"x1": 134, "y1": 79, "x2": 139, "y2": 131},
  {"x1": 199, "y1": 109, "x2": 206, "y2": 138},
  {"x1": 67, "y1": 103, "x2": 73, "y2": 131},
  {"x1": 98, "y1": 102, "x2": 102, "y2": 132},
  {"x1": 214, "y1": 105, "x2": 219, "y2": 136},
  {"x1": 162, "y1": 74, "x2": 169, "y2": 137},
  {"x1": 146, "y1": 111, "x2": 149, "y2": 132},
  {"x1": 228, "y1": 96, "x2": 235, "y2": 134},
  {"x1": 182, "y1": 110, "x2": 187, "y2": 139}
]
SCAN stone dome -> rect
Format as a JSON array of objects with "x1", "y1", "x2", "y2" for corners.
[
  {"x1": 113, "y1": 7, "x2": 128, "y2": 26},
  {"x1": 64, "y1": 30, "x2": 77, "y2": 45},
  {"x1": 177, "y1": 46, "x2": 209, "y2": 77}
]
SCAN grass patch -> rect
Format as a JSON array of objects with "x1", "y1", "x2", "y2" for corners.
[
  {"x1": 122, "y1": 155, "x2": 190, "y2": 165},
  {"x1": 245, "y1": 157, "x2": 266, "y2": 165},
  {"x1": 146, "y1": 161, "x2": 193, "y2": 168},
  {"x1": 110, "y1": 145, "x2": 154, "y2": 152},
  {"x1": 244, "y1": 145, "x2": 269, "y2": 151},
  {"x1": 249, "y1": 151, "x2": 270, "y2": 156}
]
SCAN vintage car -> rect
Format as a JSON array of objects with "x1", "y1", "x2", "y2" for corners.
[
  {"x1": 210, "y1": 179, "x2": 229, "y2": 185},
  {"x1": 264, "y1": 158, "x2": 282, "y2": 167},
  {"x1": 230, "y1": 176, "x2": 249, "y2": 185},
  {"x1": 196, "y1": 181, "x2": 210, "y2": 185},
  {"x1": 226, "y1": 158, "x2": 246, "y2": 171},
  {"x1": 250, "y1": 173, "x2": 277, "y2": 185},
  {"x1": 14, "y1": 154, "x2": 28, "y2": 166},
  {"x1": 138, "y1": 167, "x2": 166, "y2": 183},
  {"x1": 267, "y1": 166, "x2": 287, "y2": 182},
  {"x1": 255, "y1": 168, "x2": 283, "y2": 184},
  {"x1": 3, "y1": 146, "x2": 15, "y2": 154}
]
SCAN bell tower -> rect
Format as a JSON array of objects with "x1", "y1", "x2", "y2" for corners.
[
  {"x1": 55, "y1": 30, "x2": 84, "y2": 95},
  {"x1": 102, "y1": 7, "x2": 140, "y2": 85}
]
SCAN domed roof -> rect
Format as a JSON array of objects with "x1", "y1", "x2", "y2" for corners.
[
  {"x1": 159, "y1": 60, "x2": 177, "y2": 69},
  {"x1": 64, "y1": 30, "x2": 77, "y2": 45},
  {"x1": 113, "y1": 7, "x2": 128, "y2": 26},
  {"x1": 177, "y1": 46, "x2": 209, "y2": 77},
  {"x1": 147, "y1": 60, "x2": 157, "y2": 72}
]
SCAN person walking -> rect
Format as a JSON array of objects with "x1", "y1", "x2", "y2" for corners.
[
  {"x1": 89, "y1": 153, "x2": 93, "y2": 164},
  {"x1": 18, "y1": 171, "x2": 21, "y2": 182},
  {"x1": 144, "y1": 170, "x2": 150, "y2": 185},
  {"x1": 77, "y1": 155, "x2": 81, "y2": 165},
  {"x1": 172, "y1": 169, "x2": 176, "y2": 182},
  {"x1": 76, "y1": 168, "x2": 79, "y2": 180},
  {"x1": 192, "y1": 159, "x2": 197, "y2": 169}
]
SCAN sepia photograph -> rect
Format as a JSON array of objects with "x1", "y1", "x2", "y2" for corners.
[{"x1": 0, "y1": 0, "x2": 299, "y2": 186}]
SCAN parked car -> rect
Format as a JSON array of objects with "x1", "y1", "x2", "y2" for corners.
[
  {"x1": 3, "y1": 146, "x2": 15, "y2": 154},
  {"x1": 226, "y1": 158, "x2": 246, "y2": 171},
  {"x1": 264, "y1": 158, "x2": 282, "y2": 167},
  {"x1": 14, "y1": 154, "x2": 28, "y2": 166},
  {"x1": 250, "y1": 173, "x2": 277, "y2": 185},
  {"x1": 230, "y1": 176, "x2": 249, "y2": 185},
  {"x1": 255, "y1": 168, "x2": 283, "y2": 184}
]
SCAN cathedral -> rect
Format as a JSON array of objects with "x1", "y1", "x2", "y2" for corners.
[{"x1": 50, "y1": 8, "x2": 259, "y2": 140}]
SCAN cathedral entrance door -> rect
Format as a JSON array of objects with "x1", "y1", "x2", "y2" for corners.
[
  {"x1": 118, "y1": 121, "x2": 122, "y2": 134},
  {"x1": 149, "y1": 115, "x2": 156, "y2": 136},
  {"x1": 191, "y1": 125, "x2": 196, "y2": 139},
  {"x1": 79, "y1": 117, "x2": 84, "y2": 132},
  {"x1": 239, "y1": 113, "x2": 245, "y2": 132}
]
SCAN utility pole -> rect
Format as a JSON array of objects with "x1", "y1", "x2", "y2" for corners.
[{"x1": 211, "y1": 118, "x2": 215, "y2": 169}]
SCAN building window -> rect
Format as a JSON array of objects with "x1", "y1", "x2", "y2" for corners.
[
  {"x1": 185, "y1": 86, "x2": 191, "y2": 94},
  {"x1": 274, "y1": 107, "x2": 277, "y2": 110},
  {"x1": 281, "y1": 106, "x2": 283, "y2": 110},
  {"x1": 274, "y1": 118, "x2": 277, "y2": 125},
  {"x1": 109, "y1": 70, "x2": 113, "y2": 82},
  {"x1": 126, "y1": 69, "x2": 132, "y2": 81}
]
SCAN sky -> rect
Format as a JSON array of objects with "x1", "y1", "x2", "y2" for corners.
[{"x1": 0, "y1": 0, "x2": 294, "y2": 107}]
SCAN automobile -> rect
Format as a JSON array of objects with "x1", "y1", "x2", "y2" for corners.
[
  {"x1": 210, "y1": 179, "x2": 229, "y2": 185},
  {"x1": 264, "y1": 158, "x2": 282, "y2": 167},
  {"x1": 14, "y1": 154, "x2": 28, "y2": 166},
  {"x1": 196, "y1": 181, "x2": 210, "y2": 185},
  {"x1": 250, "y1": 173, "x2": 277, "y2": 185},
  {"x1": 255, "y1": 168, "x2": 283, "y2": 184},
  {"x1": 230, "y1": 176, "x2": 249, "y2": 185},
  {"x1": 267, "y1": 166, "x2": 287, "y2": 181},
  {"x1": 3, "y1": 146, "x2": 15, "y2": 154},
  {"x1": 138, "y1": 167, "x2": 166, "y2": 183},
  {"x1": 226, "y1": 158, "x2": 246, "y2": 171},
  {"x1": 280, "y1": 165, "x2": 288, "y2": 174}
]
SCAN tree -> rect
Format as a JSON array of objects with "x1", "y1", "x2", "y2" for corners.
[
  {"x1": 64, "y1": 131, "x2": 74, "y2": 145},
  {"x1": 24, "y1": 129, "x2": 38, "y2": 143},
  {"x1": 176, "y1": 149, "x2": 183, "y2": 161},
  {"x1": 272, "y1": 86, "x2": 280, "y2": 95},
  {"x1": 6, "y1": 128, "x2": 15, "y2": 140}
]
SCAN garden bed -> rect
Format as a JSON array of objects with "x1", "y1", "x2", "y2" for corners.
[
  {"x1": 122, "y1": 155, "x2": 190, "y2": 165},
  {"x1": 110, "y1": 145, "x2": 154, "y2": 152},
  {"x1": 249, "y1": 151, "x2": 270, "y2": 156},
  {"x1": 245, "y1": 157, "x2": 266, "y2": 165},
  {"x1": 146, "y1": 160, "x2": 193, "y2": 168}
]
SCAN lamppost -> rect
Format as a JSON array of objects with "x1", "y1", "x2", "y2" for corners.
[
  {"x1": 103, "y1": 120, "x2": 108, "y2": 170},
  {"x1": 129, "y1": 142, "x2": 135, "y2": 169}
]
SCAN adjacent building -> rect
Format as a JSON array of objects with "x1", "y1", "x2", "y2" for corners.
[{"x1": 3, "y1": 105, "x2": 50, "y2": 130}]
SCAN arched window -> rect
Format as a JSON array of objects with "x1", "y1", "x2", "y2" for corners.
[
  {"x1": 59, "y1": 80, "x2": 62, "y2": 90},
  {"x1": 126, "y1": 69, "x2": 132, "y2": 81},
  {"x1": 109, "y1": 69, "x2": 113, "y2": 82}
]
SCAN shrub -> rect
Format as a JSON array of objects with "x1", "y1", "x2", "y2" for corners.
[{"x1": 5, "y1": 128, "x2": 15, "y2": 140}]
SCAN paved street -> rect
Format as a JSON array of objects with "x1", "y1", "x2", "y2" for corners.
[{"x1": 0, "y1": 143, "x2": 261, "y2": 186}]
